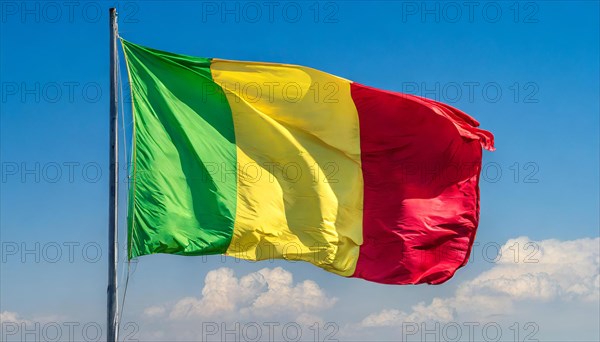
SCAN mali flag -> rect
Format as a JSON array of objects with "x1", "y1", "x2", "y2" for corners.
[{"x1": 121, "y1": 39, "x2": 494, "y2": 285}]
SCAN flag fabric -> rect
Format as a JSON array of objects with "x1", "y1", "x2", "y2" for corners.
[{"x1": 121, "y1": 39, "x2": 494, "y2": 285}]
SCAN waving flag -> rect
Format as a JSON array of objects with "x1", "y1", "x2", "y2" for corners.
[{"x1": 121, "y1": 39, "x2": 494, "y2": 285}]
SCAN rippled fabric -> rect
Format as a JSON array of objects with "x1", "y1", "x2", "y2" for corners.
[
  {"x1": 122, "y1": 41, "x2": 237, "y2": 258},
  {"x1": 122, "y1": 39, "x2": 494, "y2": 284}
]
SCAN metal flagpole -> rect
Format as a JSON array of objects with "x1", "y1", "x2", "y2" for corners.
[{"x1": 108, "y1": 7, "x2": 119, "y2": 342}]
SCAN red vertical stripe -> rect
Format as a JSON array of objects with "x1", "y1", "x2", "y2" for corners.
[{"x1": 351, "y1": 83, "x2": 494, "y2": 284}]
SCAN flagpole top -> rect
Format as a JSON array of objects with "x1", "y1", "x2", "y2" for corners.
[{"x1": 109, "y1": 8, "x2": 118, "y2": 33}]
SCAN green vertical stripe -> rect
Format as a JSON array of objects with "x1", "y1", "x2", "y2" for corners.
[{"x1": 122, "y1": 40, "x2": 237, "y2": 259}]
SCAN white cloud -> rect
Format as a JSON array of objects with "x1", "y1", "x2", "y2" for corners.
[
  {"x1": 143, "y1": 306, "x2": 166, "y2": 318},
  {"x1": 0, "y1": 311, "x2": 64, "y2": 325},
  {"x1": 242, "y1": 267, "x2": 337, "y2": 317},
  {"x1": 361, "y1": 236, "x2": 600, "y2": 327},
  {"x1": 153, "y1": 267, "x2": 337, "y2": 321},
  {"x1": 361, "y1": 309, "x2": 404, "y2": 327},
  {"x1": 138, "y1": 267, "x2": 338, "y2": 341},
  {"x1": 0, "y1": 311, "x2": 29, "y2": 325},
  {"x1": 470, "y1": 236, "x2": 600, "y2": 302}
]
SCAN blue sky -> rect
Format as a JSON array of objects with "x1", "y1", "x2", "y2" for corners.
[{"x1": 1, "y1": 1, "x2": 598, "y2": 341}]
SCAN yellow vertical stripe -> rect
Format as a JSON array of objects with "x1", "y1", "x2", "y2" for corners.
[{"x1": 211, "y1": 59, "x2": 363, "y2": 276}]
